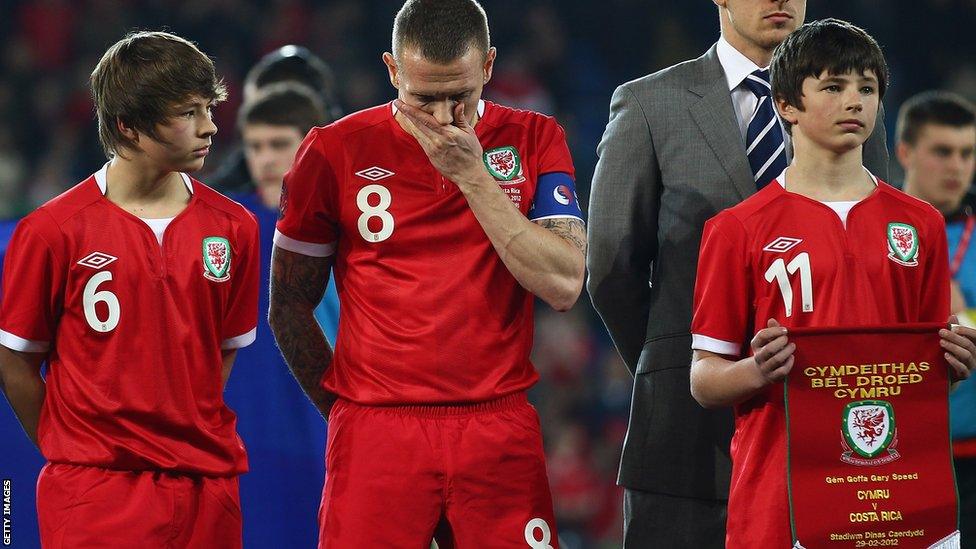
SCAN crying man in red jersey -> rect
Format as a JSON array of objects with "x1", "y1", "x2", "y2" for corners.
[{"x1": 268, "y1": 1, "x2": 585, "y2": 547}]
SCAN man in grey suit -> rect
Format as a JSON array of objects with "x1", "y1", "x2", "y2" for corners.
[{"x1": 587, "y1": 1, "x2": 889, "y2": 546}]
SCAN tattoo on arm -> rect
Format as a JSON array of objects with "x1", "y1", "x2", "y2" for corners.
[
  {"x1": 268, "y1": 246, "x2": 336, "y2": 419},
  {"x1": 536, "y1": 217, "x2": 587, "y2": 256}
]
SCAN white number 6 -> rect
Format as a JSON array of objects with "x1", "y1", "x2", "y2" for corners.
[
  {"x1": 524, "y1": 518, "x2": 554, "y2": 549},
  {"x1": 356, "y1": 184, "x2": 394, "y2": 242},
  {"x1": 83, "y1": 271, "x2": 120, "y2": 332}
]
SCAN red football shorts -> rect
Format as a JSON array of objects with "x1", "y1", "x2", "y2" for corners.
[
  {"x1": 36, "y1": 463, "x2": 242, "y2": 548},
  {"x1": 319, "y1": 392, "x2": 559, "y2": 548}
]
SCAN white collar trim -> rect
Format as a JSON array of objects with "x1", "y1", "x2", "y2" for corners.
[
  {"x1": 776, "y1": 166, "x2": 879, "y2": 189},
  {"x1": 95, "y1": 162, "x2": 193, "y2": 196},
  {"x1": 391, "y1": 99, "x2": 486, "y2": 118}
]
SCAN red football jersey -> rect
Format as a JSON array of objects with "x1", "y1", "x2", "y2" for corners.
[
  {"x1": 691, "y1": 172, "x2": 950, "y2": 548},
  {"x1": 275, "y1": 101, "x2": 578, "y2": 405},
  {"x1": 0, "y1": 165, "x2": 260, "y2": 476}
]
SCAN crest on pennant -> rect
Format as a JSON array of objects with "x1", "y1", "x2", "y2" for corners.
[
  {"x1": 886, "y1": 222, "x2": 919, "y2": 266},
  {"x1": 840, "y1": 400, "x2": 900, "y2": 466},
  {"x1": 483, "y1": 146, "x2": 523, "y2": 182},
  {"x1": 202, "y1": 237, "x2": 232, "y2": 282}
]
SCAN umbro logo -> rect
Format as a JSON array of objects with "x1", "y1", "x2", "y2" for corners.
[
  {"x1": 77, "y1": 252, "x2": 118, "y2": 269},
  {"x1": 762, "y1": 237, "x2": 802, "y2": 253},
  {"x1": 354, "y1": 166, "x2": 395, "y2": 181}
]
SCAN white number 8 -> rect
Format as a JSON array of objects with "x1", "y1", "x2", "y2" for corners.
[
  {"x1": 524, "y1": 518, "x2": 554, "y2": 549},
  {"x1": 356, "y1": 184, "x2": 394, "y2": 242},
  {"x1": 83, "y1": 271, "x2": 120, "y2": 332}
]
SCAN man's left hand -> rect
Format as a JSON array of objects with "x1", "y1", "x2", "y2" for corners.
[
  {"x1": 394, "y1": 99, "x2": 489, "y2": 189},
  {"x1": 940, "y1": 314, "x2": 976, "y2": 380}
]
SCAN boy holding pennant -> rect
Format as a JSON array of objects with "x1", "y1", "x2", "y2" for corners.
[{"x1": 689, "y1": 19, "x2": 976, "y2": 548}]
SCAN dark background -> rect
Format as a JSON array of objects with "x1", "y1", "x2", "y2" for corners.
[{"x1": 1, "y1": 1, "x2": 974, "y2": 547}]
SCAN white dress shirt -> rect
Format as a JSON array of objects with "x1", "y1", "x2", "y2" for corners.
[{"x1": 716, "y1": 36, "x2": 792, "y2": 156}]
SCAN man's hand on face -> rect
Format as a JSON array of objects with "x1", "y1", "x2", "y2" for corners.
[{"x1": 395, "y1": 99, "x2": 491, "y2": 190}]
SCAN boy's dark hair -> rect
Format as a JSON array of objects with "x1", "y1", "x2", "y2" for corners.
[
  {"x1": 238, "y1": 82, "x2": 327, "y2": 136},
  {"x1": 243, "y1": 45, "x2": 342, "y2": 120},
  {"x1": 392, "y1": 0, "x2": 490, "y2": 63},
  {"x1": 90, "y1": 31, "x2": 227, "y2": 157},
  {"x1": 896, "y1": 91, "x2": 976, "y2": 145},
  {"x1": 770, "y1": 19, "x2": 888, "y2": 120}
]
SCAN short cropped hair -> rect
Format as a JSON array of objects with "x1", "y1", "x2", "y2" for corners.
[
  {"x1": 896, "y1": 91, "x2": 976, "y2": 145},
  {"x1": 90, "y1": 31, "x2": 227, "y2": 157},
  {"x1": 238, "y1": 82, "x2": 328, "y2": 136},
  {"x1": 392, "y1": 0, "x2": 490, "y2": 63},
  {"x1": 771, "y1": 19, "x2": 888, "y2": 115}
]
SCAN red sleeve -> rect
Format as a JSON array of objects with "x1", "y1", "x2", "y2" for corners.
[
  {"x1": 221, "y1": 213, "x2": 260, "y2": 349},
  {"x1": 0, "y1": 213, "x2": 66, "y2": 352},
  {"x1": 920, "y1": 211, "x2": 950, "y2": 322},
  {"x1": 691, "y1": 212, "x2": 753, "y2": 357},
  {"x1": 536, "y1": 116, "x2": 575, "y2": 178},
  {"x1": 274, "y1": 128, "x2": 340, "y2": 257}
]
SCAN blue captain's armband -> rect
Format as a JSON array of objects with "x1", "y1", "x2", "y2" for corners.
[{"x1": 527, "y1": 172, "x2": 584, "y2": 221}]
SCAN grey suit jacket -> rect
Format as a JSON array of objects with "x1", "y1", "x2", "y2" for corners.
[{"x1": 586, "y1": 44, "x2": 888, "y2": 499}]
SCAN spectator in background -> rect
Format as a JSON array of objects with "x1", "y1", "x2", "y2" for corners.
[
  {"x1": 211, "y1": 44, "x2": 342, "y2": 194},
  {"x1": 222, "y1": 82, "x2": 333, "y2": 548},
  {"x1": 895, "y1": 91, "x2": 976, "y2": 545},
  {"x1": 215, "y1": 44, "x2": 342, "y2": 345},
  {"x1": 586, "y1": 1, "x2": 889, "y2": 546},
  {"x1": 238, "y1": 84, "x2": 325, "y2": 210}
]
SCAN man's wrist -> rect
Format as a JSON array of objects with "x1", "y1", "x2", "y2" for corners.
[{"x1": 455, "y1": 169, "x2": 497, "y2": 195}]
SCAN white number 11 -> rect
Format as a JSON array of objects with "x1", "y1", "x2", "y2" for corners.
[{"x1": 764, "y1": 252, "x2": 813, "y2": 318}]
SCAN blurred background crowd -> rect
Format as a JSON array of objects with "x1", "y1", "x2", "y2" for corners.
[{"x1": 2, "y1": 1, "x2": 975, "y2": 547}]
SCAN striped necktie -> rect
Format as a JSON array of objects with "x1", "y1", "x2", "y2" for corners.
[{"x1": 743, "y1": 69, "x2": 787, "y2": 189}]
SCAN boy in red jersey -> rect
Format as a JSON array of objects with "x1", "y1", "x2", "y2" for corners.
[
  {"x1": 690, "y1": 19, "x2": 976, "y2": 548},
  {"x1": 269, "y1": 1, "x2": 585, "y2": 546},
  {"x1": 0, "y1": 31, "x2": 259, "y2": 548}
]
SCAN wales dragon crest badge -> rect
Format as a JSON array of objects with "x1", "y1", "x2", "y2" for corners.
[
  {"x1": 483, "y1": 146, "x2": 523, "y2": 182},
  {"x1": 203, "y1": 237, "x2": 231, "y2": 282},
  {"x1": 886, "y1": 222, "x2": 919, "y2": 267}
]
